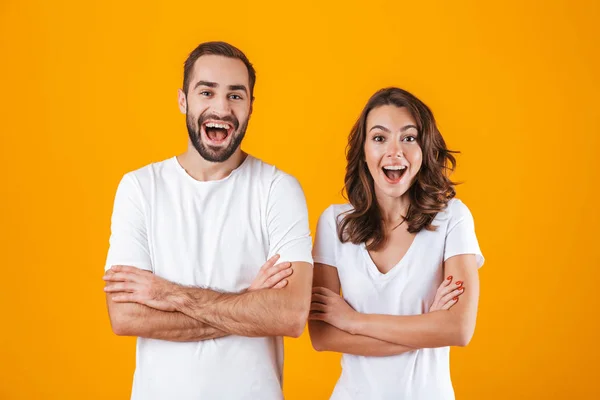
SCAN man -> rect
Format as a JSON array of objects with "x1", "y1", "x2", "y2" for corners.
[{"x1": 103, "y1": 41, "x2": 313, "y2": 400}]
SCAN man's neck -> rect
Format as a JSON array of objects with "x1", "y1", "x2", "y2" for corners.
[{"x1": 176, "y1": 147, "x2": 247, "y2": 182}]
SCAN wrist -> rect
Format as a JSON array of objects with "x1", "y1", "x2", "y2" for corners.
[
  {"x1": 346, "y1": 311, "x2": 363, "y2": 335},
  {"x1": 167, "y1": 284, "x2": 188, "y2": 312}
]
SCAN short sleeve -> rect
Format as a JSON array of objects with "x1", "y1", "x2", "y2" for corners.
[
  {"x1": 312, "y1": 205, "x2": 338, "y2": 268},
  {"x1": 104, "y1": 173, "x2": 153, "y2": 272},
  {"x1": 266, "y1": 172, "x2": 313, "y2": 265},
  {"x1": 444, "y1": 200, "x2": 484, "y2": 268}
]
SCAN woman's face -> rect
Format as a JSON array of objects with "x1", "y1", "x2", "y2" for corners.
[{"x1": 364, "y1": 105, "x2": 423, "y2": 200}]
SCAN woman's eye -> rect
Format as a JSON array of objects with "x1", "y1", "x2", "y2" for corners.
[{"x1": 373, "y1": 136, "x2": 384, "y2": 142}]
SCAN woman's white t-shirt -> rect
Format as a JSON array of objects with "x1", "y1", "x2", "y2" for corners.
[{"x1": 313, "y1": 199, "x2": 484, "y2": 400}]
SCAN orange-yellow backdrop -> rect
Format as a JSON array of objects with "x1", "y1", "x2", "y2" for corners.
[{"x1": 1, "y1": 0, "x2": 598, "y2": 399}]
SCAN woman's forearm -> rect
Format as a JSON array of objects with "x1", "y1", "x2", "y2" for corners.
[{"x1": 309, "y1": 320, "x2": 415, "y2": 356}]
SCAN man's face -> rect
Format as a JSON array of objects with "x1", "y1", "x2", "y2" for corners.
[{"x1": 180, "y1": 55, "x2": 252, "y2": 163}]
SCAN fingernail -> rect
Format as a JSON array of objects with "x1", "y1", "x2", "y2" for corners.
[
  {"x1": 446, "y1": 276, "x2": 452, "y2": 280},
  {"x1": 456, "y1": 281, "x2": 463, "y2": 286},
  {"x1": 453, "y1": 297, "x2": 459, "y2": 301},
  {"x1": 458, "y1": 287, "x2": 464, "y2": 292}
]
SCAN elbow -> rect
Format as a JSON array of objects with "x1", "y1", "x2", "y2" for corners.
[
  {"x1": 284, "y1": 301, "x2": 310, "y2": 338},
  {"x1": 108, "y1": 309, "x2": 137, "y2": 337},
  {"x1": 106, "y1": 296, "x2": 142, "y2": 337},
  {"x1": 454, "y1": 333, "x2": 472, "y2": 347},
  {"x1": 307, "y1": 322, "x2": 329, "y2": 352},
  {"x1": 310, "y1": 336, "x2": 327, "y2": 352},
  {"x1": 112, "y1": 325, "x2": 130, "y2": 337},
  {"x1": 287, "y1": 323, "x2": 305, "y2": 339},
  {"x1": 453, "y1": 323, "x2": 475, "y2": 347},
  {"x1": 109, "y1": 314, "x2": 131, "y2": 336},
  {"x1": 286, "y1": 310, "x2": 308, "y2": 338}
]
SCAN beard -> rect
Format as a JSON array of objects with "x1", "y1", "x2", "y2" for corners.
[{"x1": 186, "y1": 110, "x2": 249, "y2": 163}]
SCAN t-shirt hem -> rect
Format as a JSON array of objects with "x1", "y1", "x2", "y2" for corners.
[
  {"x1": 313, "y1": 256, "x2": 337, "y2": 267},
  {"x1": 104, "y1": 261, "x2": 153, "y2": 272},
  {"x1": 443, "y1": 251, "x2": 485, "y2": 269}
]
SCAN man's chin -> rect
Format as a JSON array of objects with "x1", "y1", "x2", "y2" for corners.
[{"x1": 196, "y1": 141, "x2": 239, "y2": 163}]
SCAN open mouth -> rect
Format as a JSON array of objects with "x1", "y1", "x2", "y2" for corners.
[
  {"x1": 202, "y1": 121, "x2": 234, "y2": 144},
  {"x1": 382, "y1": 165, "x2": 407, "y2": 184}
]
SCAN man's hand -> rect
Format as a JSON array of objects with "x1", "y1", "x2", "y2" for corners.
[
  {"x1": 104, "y1": 266, "x2": 179, "y2": 311},
  {"x1": 103, "y1": 255, "x2": 293, "y2": 312}
]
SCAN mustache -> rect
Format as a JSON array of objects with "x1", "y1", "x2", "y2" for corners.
[{"x1": 198, "y1": 113, "x2": 239, "y2": 131}]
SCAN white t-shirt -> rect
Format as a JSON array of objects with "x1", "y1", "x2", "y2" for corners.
[
  {"x1": 104, "y1": 155, "x2": 313, "y2": 400},
  {"x1": 313, "y1": 199, "x2": 484, "y2": 400}
]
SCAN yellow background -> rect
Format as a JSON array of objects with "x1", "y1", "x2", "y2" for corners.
[{"x1": 1, "y1": 0, "x2": 598, "y2": 398}]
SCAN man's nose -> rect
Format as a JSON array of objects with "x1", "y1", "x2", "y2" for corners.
[{"x1": 211, "y1": 95, "x2": 232, "y2": 116}]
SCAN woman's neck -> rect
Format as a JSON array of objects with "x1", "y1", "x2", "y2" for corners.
[{"x1": 376, "y1": 191, "x2": 411, "y2": 227}]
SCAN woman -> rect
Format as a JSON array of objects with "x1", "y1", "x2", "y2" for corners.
[{"x1": 309, "y1": 87, "x2": 484, "y2": 399}]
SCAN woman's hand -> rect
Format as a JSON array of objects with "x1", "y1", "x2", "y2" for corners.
[
  {"x1": 309, "y1": 286, "x2": 359, "y2": 332},
  {"x1": 430, "y1": 275, "x2": 465, "y2": 312}
]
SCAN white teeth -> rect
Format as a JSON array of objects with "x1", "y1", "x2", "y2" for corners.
[
  {"x1": 383, "y1": 166, "x2": 407, "y2": 170},
  {"x1": 205, "y1": 122, "x2": 230, "y2": 129}
]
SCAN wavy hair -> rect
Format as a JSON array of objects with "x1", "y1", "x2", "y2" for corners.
[{"x1": 338, "y1": 87, "x2": 458, "y2": 251}]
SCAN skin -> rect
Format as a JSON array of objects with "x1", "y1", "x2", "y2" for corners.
[{"x1": 105, "y1": 256, "x2": 293, "y2": 341}]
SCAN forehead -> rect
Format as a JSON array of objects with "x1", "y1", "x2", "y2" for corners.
[
  {"x1": 188, "y1": 55, "x2": 250, "y2": 89},
  {"x1": 367, "y1": 105, "x2": 417, "y2": 129}
]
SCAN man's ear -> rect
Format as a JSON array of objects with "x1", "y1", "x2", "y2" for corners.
[{"x1": 178, "y1": 89, "x2": 187, "y2": 114}]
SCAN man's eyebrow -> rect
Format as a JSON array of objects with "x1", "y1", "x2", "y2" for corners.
[
  {"x1": 228, "y1": 84, "x2": 248, "y2": 93},
  {"x1": 193, "y1": 80, "x2": 218, "y2": 90}
]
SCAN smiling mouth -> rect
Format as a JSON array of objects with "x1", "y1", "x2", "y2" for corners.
[
  {"x1": 382, "y1": 165, "x2": 407, "y2": 183},
  {"x1": 202, "y1": 121, "x2": 234, "y2": 144}
]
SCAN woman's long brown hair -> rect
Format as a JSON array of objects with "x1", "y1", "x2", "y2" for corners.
[{"x1": 338, "y1": 87, "x2": 458, "y2": 251}]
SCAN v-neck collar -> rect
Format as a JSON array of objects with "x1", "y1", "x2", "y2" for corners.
[{"x1": 360, "y1": 230, "x2": 422, "y2": 280}]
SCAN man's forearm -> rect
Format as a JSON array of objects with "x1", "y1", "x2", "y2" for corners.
[
  {"x1": 172, "y1": 287, "x2": 307, "y2": 337},
  {"x1": 107, "y1": 298, "x2": 227, "y2": 342},
  {"x1": 309, "y1": 321, "x2": 414, "y2": 356},
  {"x1": 170, "y1": 271, "x2": 311, "y2": 338}
]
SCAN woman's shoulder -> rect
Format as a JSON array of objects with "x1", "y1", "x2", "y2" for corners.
[{"x1": 436, "y1": 198, "x2": 475, "y2": 223}]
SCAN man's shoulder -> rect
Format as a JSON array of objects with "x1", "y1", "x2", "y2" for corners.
[
  {"x1": 121, "y1": 157, "x2": 175, "y2": 184},
  {"x1": 244, "y1": 154, "x2": 301, "y2": 187},
  {"x1": 110, "y1": 158, "x2": 176, "y2": 203}
]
